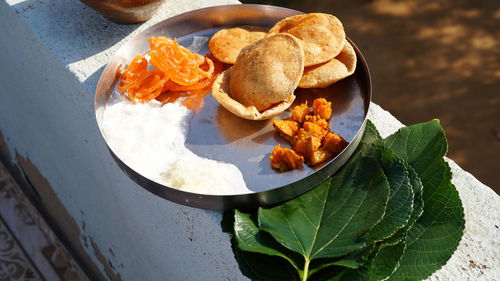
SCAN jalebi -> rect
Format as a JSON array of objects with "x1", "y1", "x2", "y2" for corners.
[
  {"x1": 148, "y1": 37, "x2": 214, "y2": 86},
  {"x1": 163, "y1": 54, "x2": 223, "y2": 92},
  {"x1": 119, "y1": 36, "x2": 222, "y2": 105}
]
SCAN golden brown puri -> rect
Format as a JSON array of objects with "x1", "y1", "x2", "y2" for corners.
[
  {"x1": 268, "y1": 13, "x2": 346, "y2": 67},
  {"x1": 208, "y1": 25, "x2": 268, "y2": 64},
  {"x1": 299, "y1": 40, "x2": 357, "y2": 88},
  {"x1": 211, "y1": 69, "x2": 296, "y2": 120},
  {"x1": 229, "y1": 33, "x2": 304, "y2": 112}
]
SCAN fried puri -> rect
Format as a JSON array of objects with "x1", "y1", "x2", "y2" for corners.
[
  {"x1": 208, "y1": 25, "x2": 268, "y2": 64},
  {"x1": 211, "y1": 33, "x2": 304, "y2": 120},
  {"x1": 268, "y1": 13, "x2": 346, "y2": 67},
  {"x1": 298, "y1": 40, "x2": 356, "y2": 88}
]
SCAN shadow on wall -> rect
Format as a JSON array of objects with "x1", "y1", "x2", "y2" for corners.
[
  {"x1": 11, "y1": 0, "x2": 140, "y2": 65},
  {"x1": 245, "y1": 0, "x2": 500, "y2": 192},
  {"x1": 83, "y1": 65, "x2": 106, "y2": 96}
]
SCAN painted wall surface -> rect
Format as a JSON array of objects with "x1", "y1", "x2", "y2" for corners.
[{"x1": 0, "y1": 1, "x2": 498, "y2": 281}]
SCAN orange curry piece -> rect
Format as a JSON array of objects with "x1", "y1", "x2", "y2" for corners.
[
  {"x1": 271, "y1": 98, "x2": 348, "y2": 172},
  {"x1": 270, "y1": 146, "x2": 304, "y2": 172},
  {"x1": 119, "y1": 37, "x2": 223, "y2": 105}
]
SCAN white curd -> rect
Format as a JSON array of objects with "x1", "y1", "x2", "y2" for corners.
[{"x1": 101, "y1": 99, "x2": 251, "y2": 195}]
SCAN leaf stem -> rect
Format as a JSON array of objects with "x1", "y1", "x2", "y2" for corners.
[{"x1": 302, "y1": 258, "x2": 310, "y2": 281}]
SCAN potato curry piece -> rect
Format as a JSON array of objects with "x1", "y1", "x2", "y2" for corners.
[
  {"x1": 270, "y1": 97, "x2": 348, "y2": 171},
  {"x1": 273, "y1": 120, "x2": 300, "y2": 142},
  {"x1": 291, "y1": 101, "x2": 310, "y2": 123},
  {"x1": 304, "y1": 115, "x2": 329, "y2": 130},
  {"x1": 270, "y1": 146, "x2": 305, "y2": 172},
  {"x1": 313, "y1": 98, "x2": 332, "y2": 120},
  {"x1": 309, "y1": 147, "x2": 333, "y2": 166},
  {"x1": 306, "y1": 136, "x2": 323, "y2": 157},
  {"x1": 292, "y1": 128, "x2": 310, "y2": 156},
  {"x1": 323, "y1": 132, "x2": 348, "y2": 154},
  {"x1": 303, "y1": 121, "x2": 328, "y2": 138}
]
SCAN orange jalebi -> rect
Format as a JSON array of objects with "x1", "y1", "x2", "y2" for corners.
[
  {"x1": 119, "y1": 56, "x2": 167, "y2": 103},
  {"x1": 119, "y1": 36, "x2": 222, "y2": 105},
  {"x1": 163, "y1": 54, "x2": 223, "y2": 92},
  {"x1": 148, "y1": 37, "x2": 214, "y2": 86},
  {"x1": 118, "y1": 56, "x2": 147, "y2": 92}
]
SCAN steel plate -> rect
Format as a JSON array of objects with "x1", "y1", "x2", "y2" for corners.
[{"x1": 94, "y1": 4, "x2": 372, "y2": 210}]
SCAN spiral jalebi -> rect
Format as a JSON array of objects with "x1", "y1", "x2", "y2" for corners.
[{"x1": 118, "y1": 36, "x2": 222, "y2": 104}]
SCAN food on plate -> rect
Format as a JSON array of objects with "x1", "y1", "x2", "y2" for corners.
[
  {"x1": 270, "y1": 98, "x2": 348, "y2": 171},
  {"x1": 312, "y1": 98, "x2": 332, "y2": 120},
  {"x1": 211, "y1": 33, "x2": 304, "y2": 120},
  {"x1": 303, "y1": 120, "x2": 329, "y2": 138},
  {"x1": 290, "y1": 101, "x2": 310, "y2": 123},
  {"x1": 323, "y1": 132, "x2": 349, "y2": 154},
  {"x1": 209, "y1": 12, "x2": 356, "y2": 122},
  {"x1": 108, "y1": 36, "x2": 254, "y2": 195},
  {"x1": 273, "y1": 120, "x2": 300, "y2": 143},
  {"x1": 268, "y1": 13, "x2": 346, "y2": 67},
  {"x1": 102, "y1": 100, "x2": 252, "y2": 195},
  {"x1": 119, "y1": 36, "x2": 222, "y2": 104},
  {"x1": 299, "y1": 40, "x2": 357, "y2": 88},
  {"x1": 111, "y1": 11, "x2": 358, "y2": 185},
  {"x1": 308, "y1": 147, "x2": 333, "y2": 166},
  {"x1": 208, "y1": 25, "x2": 269, "y2": 64},
  {"x1": 119, "y1": 56, "x2": 166, "y2": 103},
  {"x1": 304, "y1": 115, "x2": 329, "y2": 130},
  {"x1": 270, "y1": 145, "x2": 305, "y2": 172},
  {"x1": 229, "y1": 33, "x2": 304, "y2": 111}
]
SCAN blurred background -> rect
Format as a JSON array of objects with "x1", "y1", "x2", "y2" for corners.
[{"x1": 242, "y1": 0, "x2": 500, "y2": 194}]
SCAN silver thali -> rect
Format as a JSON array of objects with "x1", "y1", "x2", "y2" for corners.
[{"x1": 94, "y1": 4, "x2": 372, "y2": 210}]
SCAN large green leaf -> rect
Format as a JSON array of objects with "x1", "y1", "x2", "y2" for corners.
[
  {"x1": 314, "y1": 244, "x2": 377, "y2": 270},
  {"x1": 383, "y1": 120, "x2": 465, "y2": 281},
  {"x1": 355, "y1": 121, "x2": 382, "y2": 156},
  {"x1": 332, "y1": 241, "x2": 406, "y2": 281},
  {"x1": 234, "y1": 210, "x2": 302, "y2": 270},
  {"x1": 403, "y1": 166, "x2": 424, "y2": 230},
  {"x1": 234, "y1": 248, "x2": 300, "y2": 281},
  {"x1": 364, "y1": 121, "x2": 424, "y2": 236},
  {"x1": 384, "y1": 120, "x2": 447, "y2": 181},
  {"x1": 258, "y1": 156, "x2": 390, "y2": 279},
  {"x1": 226, "y1": 211, "x2": 302, "y2": 281},
  {"x1": 382, "y1": 165, "x2": 424, "y2": 247},
  {"x1": 357, "y1": 122, "x2": 416, "y2": 242},
  {"x1": 307, "y1": 244, "x2": 378, "y2": 280},
  {"x1": 363, "y1": 120, "x2": 382, "y2": 142},
  {"x1": 364, "y1": 146, "x2": 414, "y2": 242},
  {"x1": 367, "y1": 241, "x2": 406, "y2": 280}
]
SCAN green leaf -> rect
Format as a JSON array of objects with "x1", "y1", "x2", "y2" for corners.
[
  {"x1": 234, "y1": 210, "x2": 302, "y2": 270},
  {"x1": 362, "y1": 120, "x2": 382, "y2": 144},
  {"x1": 383, "y1": 120, "x2": 465, "y2": 281},
  {"x1": 355, "y1": 121, "x2": 382, "y2": 157},
  {"x1": 384, "y1": 120, "x2": 447, "y2": 181},
  {"x1": 258, "y1": 156, "x2": 390, "y2": 279},
  {"x1": 234, "y1": 248, "x2": 300, "y2": 281},
  {"x1": 328, "y1": 270, "x2": 366, "y2": 281},
  {"x1": 359, "y1": 123, "x2": 420, "y2": 241},
  {"x1": 367, "y1": 241, "x2": 406, "y2": 280},
  {"x1": 325, "y1": 244, "x2": 377, "y2": 269},
  {"x1": 329, "y1": 241, "x2": 406, "y2": 281},
  {"x1": 309, "y1": 244, "x2": 378, "y2": 278},
  {"x1": 364, "y1": 146, "x2": 414, "y2": 242},
  {"x1": 404, "y1": 165, "x2": 424, "y2": 230},
  {"x1": 382, "y1": 165, "x2": 424, "y2": 247}
]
